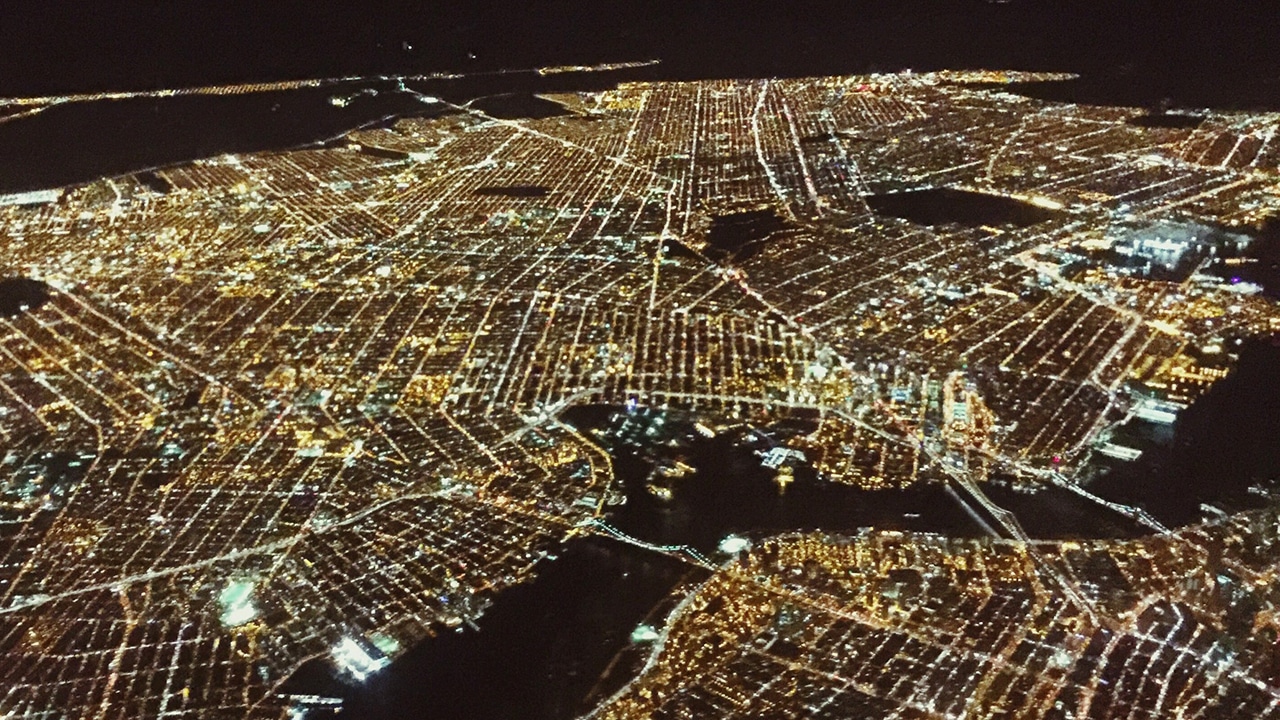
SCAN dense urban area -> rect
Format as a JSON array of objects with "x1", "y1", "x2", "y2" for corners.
[{"x1": 1, "y1": 68, "x2": 1279, "y2": 718}]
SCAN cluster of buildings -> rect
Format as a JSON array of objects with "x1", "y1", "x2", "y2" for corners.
[
  {"x1": 595, "y1": 510, "x2": 1280, "y2": 719},
  {"x1": 0, "y1": 66, "x2": 1277, "y2": 717}
]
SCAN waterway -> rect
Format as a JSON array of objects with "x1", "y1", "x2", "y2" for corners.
[
  {"x1": 3, "y1": 13, "x2": 1277, "y2": 711},
  {"x1": 1206, "y1": 217, "x2": 1280, "y2": 299},
  {"x1": 317, "y1": 537, "x2": 699, "y2": 720},
  {"x1": 302, "y1": 345, "x2": 1280, "y2": 718},
  {"x1": 585, "y1": 407, "x2": 983, "y2": 546},
  {"x1": 306, "y1": 406, "x2": 993, "y2": 719},
  {"x1": 1085, "y1": 335, "x2": 1280, "y2": 526},
  {"x1": 0, "y1": 80, "x2": 447, "y2": 194},
  {"x1": 0, "y1": 70, "x2": 639, "y2": 195},
  {"x1": 300, "y1": 403, "x2": 1158, "y2": 719},
  {"x1": 10, "y1": 3, "x2": 1280, "y2": 114}
]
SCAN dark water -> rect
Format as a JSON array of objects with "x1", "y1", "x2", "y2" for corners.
[
  {"x1": 865, "y1": 188, "x2": 1060, "y2": 229},
  {"x1": 579, "y1": 406, "x2": 1142, "y2": 544},
  {"x1": 288, "y1": 407, "x2": 994, "y2": 719},
  {"x1": 5, "y1": 4, "x2": 1280, "y2": 195},
  {"x1": 604, "y1": 433, "x2": 986, "y2": 548},
  {"x1": 0, "y1": 277, "x2": 50, "y2": 317},
  {"x1": 0, "y1": 69, "x2": 649, "y2": 195},
  {"x1": 1206, "y1": 218, "x2": 1280, "y2": 299},
  {"x1": 987, "y1": 73, "x2": 1280, "y2": 114},
  {"x1": 9, "y1": 3, "x2": 1280, "y2": 115},
  {"x1": 317, "y1": 538, "x2": 696, "y2": 720},
  {"x1": 987, "y1": 484, "x2": 1147, "y2": 540},
  {"x1": 0, "y1": 81, "x2": 439, "y2": 194},
  {"x1": 1087, "y1": 336, "x2": 1280, "y2": 526}
]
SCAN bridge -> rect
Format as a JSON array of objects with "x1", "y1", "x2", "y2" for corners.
[
  {"x1": 1052, "y1": 476, "x2": 1171, "y2": 534},
  {"x1": 577, "y1": 518, "x2": 717, "y2": 568}
]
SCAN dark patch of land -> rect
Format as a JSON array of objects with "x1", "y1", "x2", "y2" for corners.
[
  {"x1": 800, "y1": 132, "x2": 838, "y2": 145},
  {"x1": 1126, "y1": 112, "x2": 1205, "y2": 129},
  {"x1": 703, "y1": 208, "x2": 790, "y2": 262},
  {"x1": 473, "y1": 185, "x2": 551, "y2": 198},
  {"x1": 0, "y1": 277, "x2": 51, "y2": 317},
  {"x1": 836, "y1": 130, "x2": 889, "y2": 144},
  {"x1": 357, "y1": 144, "x2": 411, "y2": 161},
  {"x1": 866, "y1": 188, "x2": 1060, "y2": 228},
  {"x1": 133, "y1": 170, "x2": 172, "y2": 194},
  {"x1": 466, "y1": 94, "x2": 570, "y2": 120},
  {"x1": 180, "y1": 387, "x2": 204, "y2": 410},
  {"x1": 661, "y1": 238, "x2": 703, "y2": 261}
]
